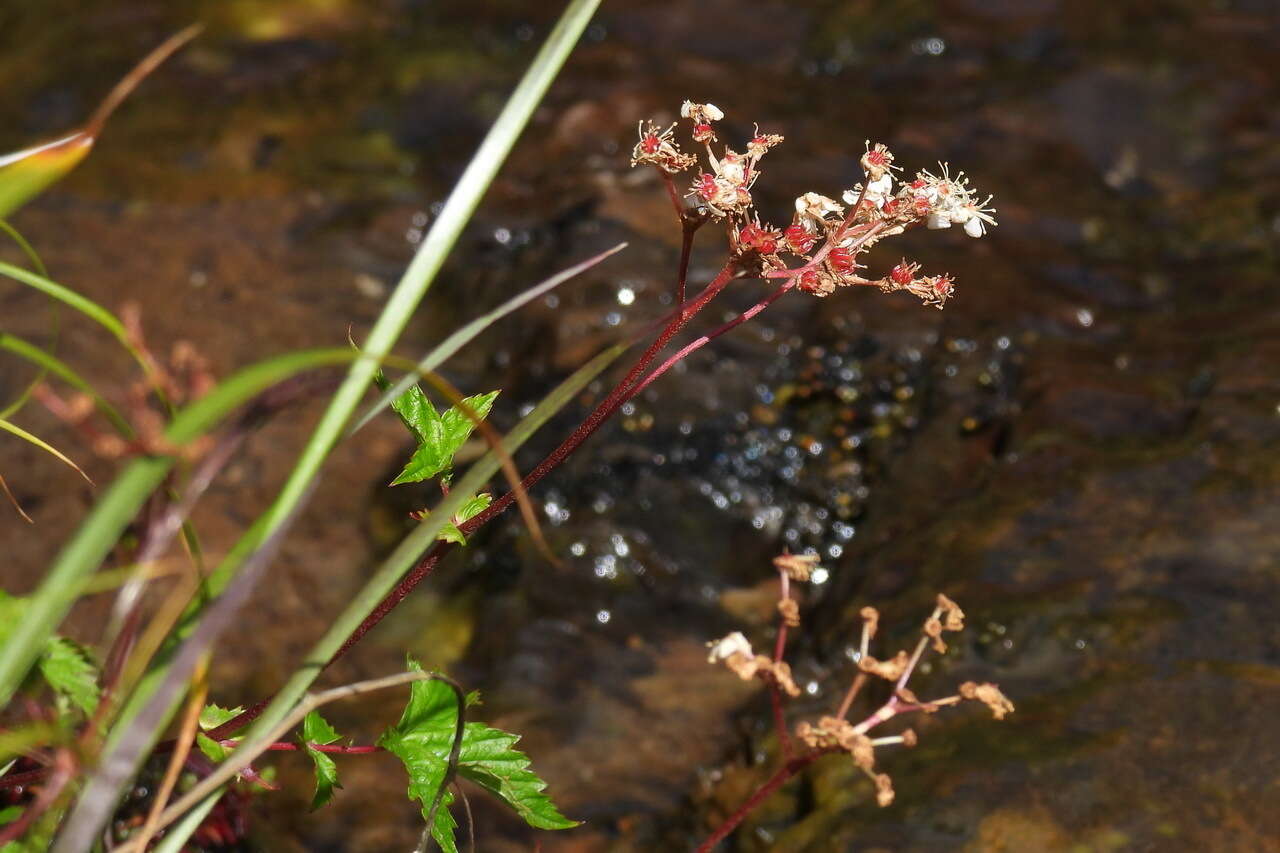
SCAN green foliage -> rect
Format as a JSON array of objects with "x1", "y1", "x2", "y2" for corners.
[
  {"x1": 436, "y1": 492, "x2": 493, "y2": 545},
  {"x1": 373, "y1": 370, "x2": 499, "y2": 486},
  {"x1": 379, "y1": 660, "x2": 575, "y2": 851},
  {"x1": 300, "y1": 711, "x2": 343, "y2": 810},
  {"x1": 40, "y1": 638, "x2": 99, "y2": 716},
  {"x1": 194, "y1": 703, "x2": 244, "y2": 763},
  {"x1": 0, "y1": 592, "x2": 99, "y2": 717}
]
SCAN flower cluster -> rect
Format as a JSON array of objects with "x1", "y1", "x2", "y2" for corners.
[
  {"x1": 628, "y1": 103, "x2": 997, "y2": 309},
  {"x1": 705, "y1": 555, "x2": 1014, "y2": 814}
]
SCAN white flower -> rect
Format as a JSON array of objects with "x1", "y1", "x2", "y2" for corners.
[
  {"x1": 926, "y1": 212, "x2": 952, "y2": 230},
  {"x1": 707, "y1": 631, "x2": 753, "y2": 663},
  {"x1": 963, "y1": 216, "x2": 987, "y2": 237},
  {"x1": 703, "y1": 102, "x2": 725, "y2": 121},
  {"x1": 680, "y1": 100, "x2": 696, "y2": 118},
  {"x1": 794, "y1": 192, "x2": 844, "y2": 231},
  {"x1": 866, "y1": 173, "x2": 894, "y2": 200}
]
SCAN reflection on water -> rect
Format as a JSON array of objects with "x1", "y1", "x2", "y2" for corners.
[{"x1": 2, "y1": 1, "x2": 1278, "y2": 850}]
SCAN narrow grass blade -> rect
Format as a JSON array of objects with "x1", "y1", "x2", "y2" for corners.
[
  {"x1": 140, "y1": 341, "x2": 626, "y2": 846},
  {"x1": 0, "y1": 331, "x2": 133, "y2": 437},
  {"x1": 349, "y1": 241, "x2": 626, "y2": 436},
  {"x1": 0, "y1": 347, "x2": 356, "y2": 709},
  {"x1": 0, "y1": 417, "x2": 91, "y2": 484}
]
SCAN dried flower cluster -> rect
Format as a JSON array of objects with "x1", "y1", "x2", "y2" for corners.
[
  {"x1": 706, "y1": 555, "x2": 1014, "y2": 814},
  {"x1": 630, "y1": 102, "x2": 997, "y2": 308}
]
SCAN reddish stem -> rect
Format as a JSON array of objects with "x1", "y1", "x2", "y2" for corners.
[
  {"x1": 224, "y1": 740, "x2": 383, "y2": 755},
  {"x1": 693, "y1": 749, "x2": 833, "y2": 853},
  {"x1": 210, "y1": 264, "x2": 742, "y2": 740},
  {"x1": 626, "y1": 279, "x2": 792, "y2": 400},
  {"x1": 768, "y1": 685, "x2": 792, "y2": 760}
]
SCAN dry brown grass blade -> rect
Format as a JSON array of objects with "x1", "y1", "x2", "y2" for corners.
[
  {"x1": 85, "y1": 25, "x2": 203, "y2": 138},
  {"x1": 0, "y1": 472, "x2": 33, "y2": 523}
]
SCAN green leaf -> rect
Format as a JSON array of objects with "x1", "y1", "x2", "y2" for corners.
[
  {"x1": 39, "y1": 638, "x2": 99, "y2": 716},
  {"x1": 301, "y1": 710, "x2": 343, "y2": 810},
  {"x1": 380, "y1": 661, "x2": 575, "y2": 849},
  {"x1": 194, "y1": 733, "x2": 228, "y2": 763},
  {"x1": 435, "y1": 492, "x2": 493, "y2": 545},
  {"x1": 194, "y1": 703, "x2": 244, "y2": 762},
  {"x1": 199, "y1": 703, "x2": 244, "y2": 730},
  {"x1": 385, "y1": 386, "x2": 500, "y2": 486},
  {"x1": 0, "y1": 805, "x2": 23, "y2": 825},
  {"x1": 456, "y1": 725, "x2": 577, "y2": 829}
]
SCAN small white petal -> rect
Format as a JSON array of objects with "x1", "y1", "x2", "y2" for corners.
[
  {"x1": 964, "y1": 217, "x2": 986, "y2": 238},
  {"x1": 680, "y1": 100, "x2": 696, "y2": 118},
  {"x1": 841, "y1": 189, "x2": 860, "y2": 205},
  {"x1": 927, "y1": 213, "x2": 952, "y2": 230},
  {"x1": 703, "y1": 103, "x2": 725, "y2": 121}
]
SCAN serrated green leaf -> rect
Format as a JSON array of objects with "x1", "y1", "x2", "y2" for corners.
[
  {"x1": 194, "y1": 732, "x2": 228, "y2": 763},
  {"x1": 301, "y1": 710, "x2": 343, "y2": 810},
  {"x1": 39, "y1": 638, "x2": 99, "y2": 716},
  {"x1": 456, "y1": 724, "x2": 577, "y2": 830},
  {"x1": 379, "y1": 660, "x2": 574, "y2": 848},
  {"x1": 385, "y1": 386, "x2": 500, "y2": 486},
  {"x1": 199, "y1": 703, "x2": 244, "y2": 730},
  {"x1": 305, "y1": 746, "x2": 339, "y2": 811},
  {"x1": 378, "y1": 666, "x2": 461, "y2": 850}
]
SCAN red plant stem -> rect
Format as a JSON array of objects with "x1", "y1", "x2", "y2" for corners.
[
  {"x1": 221, "y1": 740, "x2": 383, "y2": 755},
  {"x1": 0, "y1": 768, "x2": 49, "y2": 790},
  {"x1": 0, "y1": 751, "x2": 74, "y2": 845},
  {"x1": 658, "y1": 170, "x2": 683, "y2": 220},
  {"x1": 693, "y1": 749, "x2": 834, "y2": 853},
  {"x1": 768, "y1": 685, "x2": 792, "y2": 760},
  {"x1": 626, "y1": 280, "x2": 792, "y2": 400},
  {"x1": 210, "y1": 265, "x2": 742, "y2": 740},
  {"x1": 771, "y1": 569, "x2": 794, "y2": 757}
]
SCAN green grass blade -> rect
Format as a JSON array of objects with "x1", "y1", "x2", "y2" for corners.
[
  {"x1": 160, "y1": 341, "x2": 626, "y2": 846},
  {"x1": 0, "y1": 347, "x2": 355, "y2": 708},
  {"x1": 0, "y1": 417, "x2": 91, "y2": 484},
  {"x1": 349, "y1": 241, "x2": 626, "y2": 436},
  {"x1": 0, "y1": 331, "x2": 133, "y2": 437}
]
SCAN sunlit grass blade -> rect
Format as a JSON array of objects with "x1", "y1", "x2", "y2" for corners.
[
  {"x1": 349, "y1": 241, "x2": 627, "y2": 435},
  {"x1": 0, "y1": 26, "x2": 199, "y2": 219},
  {"x1": 0, "y1": 417, "x2": 92, "y2": 485},
  {"x1": 0, "y1": 332, "x2": 133, "y2": 437},
  {"x1": 143, "y1": 340, "x2": 627, "y2": 847}
]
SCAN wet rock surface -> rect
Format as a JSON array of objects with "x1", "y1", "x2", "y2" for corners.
[{"x1": 3, "y1": 1, "x2": 1279, "y2": 850}]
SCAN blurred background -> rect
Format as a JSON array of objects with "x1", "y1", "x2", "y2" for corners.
[{"x1": 2, "y1": 1, "x2": 1278, "y2": 850}]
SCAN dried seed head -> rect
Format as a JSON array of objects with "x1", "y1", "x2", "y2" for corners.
[
  {"x1": 959, "y1": 682, "x2": 1016, "y2": 720},
  {"x1": 773, "y1": 552, "x2": 820, "y2": 581},
  {"x1": 860, "y1": 606, "x2": 880, "y2": 639},
  {"x1": 936, "y1": 594, "x2": 965, "y2": 632},
  {"x1": 858, "y1": 650, "x2": 910, "y2": 682},
  {"x1": 901, "y1": 728, "x2": 918, "y2": 748},
  {"x1": 778, "y1": 597, "x2": 801, "y2": 628},
  {"x1": 873, "y1": 772, "x2": 895, "y2": 807},
  {"x1": 707, "y1": 631, "x2": 753, "y2": 664}
]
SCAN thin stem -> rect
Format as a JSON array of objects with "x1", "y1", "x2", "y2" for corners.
[
  {"x1": 321, "y1": 262, "x2": 739, "y2": 668},
  {"x1": 834, "y1": 672, "x2": 867, "y2": 721},
  {"x1": 144, "y1": 671, "x2": 447, "y2": 840},
  {"x1": 693, "y1": 750, "x2": 832, "y2": 853},
  {"x1": 768, "y1": 686, "x2": 791, "y2": 760},
  {"x1": 627, "y1": 279, "x2": 792, "y2": 400},
  {"x1": 231, "y1": 741, "x2": 384, "y2": 755}
]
